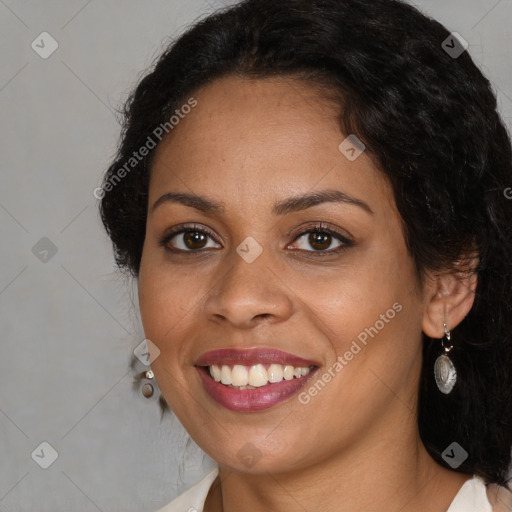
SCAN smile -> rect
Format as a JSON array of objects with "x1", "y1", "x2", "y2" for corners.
[
  {"x1": 195, "y1": 348, "x2": 320, "y2": 412},
  {"x1": 208, "y1": 363, "x2": 313, "y2": 388}
]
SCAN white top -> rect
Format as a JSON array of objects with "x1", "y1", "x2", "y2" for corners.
[{"x1": 155, "y1": 467, "x2": 512, "y2": 512}]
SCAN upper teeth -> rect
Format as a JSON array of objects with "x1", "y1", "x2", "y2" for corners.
[{"x1": 209, "y1": 364, "x2": 312, "y2": 388}]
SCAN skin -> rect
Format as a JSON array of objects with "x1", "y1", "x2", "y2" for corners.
[{"x1": 138, "y1": 75, "x2": 477, "y2": 512}]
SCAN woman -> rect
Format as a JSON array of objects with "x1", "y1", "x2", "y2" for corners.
[{"x1": 99, "y1": 0, "x2": 512, "y2": 510}]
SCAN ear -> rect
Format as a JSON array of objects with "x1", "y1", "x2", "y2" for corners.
[{"x1": 422, "y1": 256, "x2": 478, "y2": 338}]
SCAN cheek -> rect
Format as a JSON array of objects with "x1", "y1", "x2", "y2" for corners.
[
  {"x1": 292, "y1": 262, "x2": 422, "y2": 437},
  {"x1": 137, "y1": 255, "x2": 200, "y2": 363},
  {"x1": 304, "y1": 240, "x2": 421, "y2": 368},
  {"x1": 137, "y1": 258, "x2": 207, "y2": 417}
]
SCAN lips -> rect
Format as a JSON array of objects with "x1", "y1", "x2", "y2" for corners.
[
  {"x1": 195, "y1": 348, "x2": 320, "y2": 412},
  {"x1": 195, "y1": 348, "x2": 319, "y2": 367}
]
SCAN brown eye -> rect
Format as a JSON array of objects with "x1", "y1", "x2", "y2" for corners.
[
  {"x1": 308, "y1": 232, "x2": 333, "y2": 251},
  {"x1": 287, "y1": 223, "x2": 354, "y2": 257},
  {"x1": 291, "y1": 229, "x2": 346, "y2": 252},
  {"x1": 183, "y1": 231, "x2": 208, "y2": 250},
  {"x1": 159, "y1": 225, "x2": 221, "y2": 252}
]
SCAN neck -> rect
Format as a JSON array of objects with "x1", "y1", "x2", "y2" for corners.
[{"x1": 204, "y1": 402, "x2": 470, "y2": 512}]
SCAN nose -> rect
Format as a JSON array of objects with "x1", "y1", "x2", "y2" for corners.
[{"x1": 203, "y1": 246, "x2": 294, "y2": 329}]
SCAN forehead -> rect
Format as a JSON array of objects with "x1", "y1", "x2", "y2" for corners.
[
  {"x1": 153, "y1": 74, "x2": 341, "y2": 156},
  {"x1": 148, "y1": 74, "x2": 393, "y2": 216}
]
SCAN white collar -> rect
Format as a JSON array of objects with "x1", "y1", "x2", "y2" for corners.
[
  {"x1": 446, "y1": 475, "x2": 492, "y2": 512},
  {"x1": 156, "y1": 469, "x2": 495, "y2": 512}
]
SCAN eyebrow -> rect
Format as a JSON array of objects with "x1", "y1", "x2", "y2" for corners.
[{"x1": 151, "y1": 189, "x2": 374, "y2": 216}]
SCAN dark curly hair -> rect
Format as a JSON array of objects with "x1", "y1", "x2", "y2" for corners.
[{"x1": 99, "y1": 0, "x2": 512, "y2": 486}]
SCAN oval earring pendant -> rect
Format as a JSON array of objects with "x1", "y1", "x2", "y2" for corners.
[{"x1": 434, "y1": 354, "x2": 457, "y2": 394}]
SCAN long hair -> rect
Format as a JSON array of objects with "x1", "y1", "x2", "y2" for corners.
[{"x1": 100, "y1": 0, "x2": 512, "y2": 485}]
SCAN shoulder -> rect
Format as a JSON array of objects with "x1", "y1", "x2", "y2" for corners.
[
  {"x1": 154, "y1": 467, "x2": 220, "y2": 512},
  {"x1": 486, "y1": 482, "x2": 512, "y2": 512},
  {"x1": 153, "y1": 469, "x2": 512, "y2": 512},
  {"x1": 448, "y1": 475, "x2": 512, "y2": 512}
]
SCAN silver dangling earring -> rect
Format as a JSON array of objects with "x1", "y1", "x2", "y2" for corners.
[
  {"x1": 434, "y1": 323, "x2": 457, "y2": 394},
  {"x1": 141, "y1": 369, "x2": 155, "y2": 398}
]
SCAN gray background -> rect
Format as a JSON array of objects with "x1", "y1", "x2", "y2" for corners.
[{"x1": 1, "y1": 0, "x2": 511, "y2": 510}]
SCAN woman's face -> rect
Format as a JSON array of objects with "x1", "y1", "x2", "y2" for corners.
[{"x1": 138, "y1": 75, "x2": 428, "y2": 473}]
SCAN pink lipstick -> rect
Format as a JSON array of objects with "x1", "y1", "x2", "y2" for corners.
[{"x1": 195, "y1": 348, "x2": 319, "y2": 412}]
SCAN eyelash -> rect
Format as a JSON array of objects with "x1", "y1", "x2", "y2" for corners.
[{"x1": 158, "y1": 222, "x2": 353, "y2": 257}]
